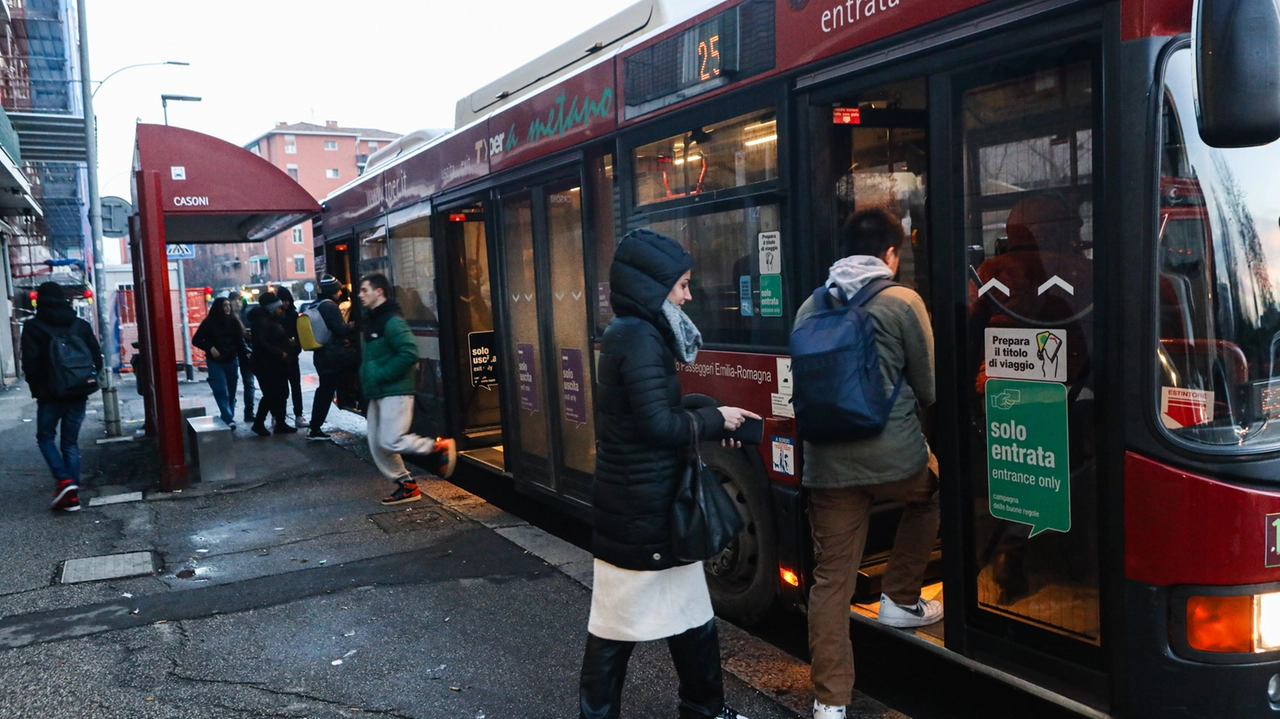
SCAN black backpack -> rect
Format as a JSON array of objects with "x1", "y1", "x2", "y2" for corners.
[
  {"x1": 31, "y1": 320, "x2": 99, "y2": 399},
  {"x1": 788, "y1": 279, "x2": 903, "y2": 443}
]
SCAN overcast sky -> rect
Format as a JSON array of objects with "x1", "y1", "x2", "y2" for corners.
[{"x1": 88, "y1": 0, "x2": 636, "y2": 201}]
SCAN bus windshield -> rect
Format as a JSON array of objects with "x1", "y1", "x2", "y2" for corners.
[{"x1": 1158, "y1": 48, "x2": 1280, "y2": 450}]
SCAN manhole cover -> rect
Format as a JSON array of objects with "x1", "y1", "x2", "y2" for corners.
[
  {"x1": 368, "y1": 506, "x2": 450, "y2": 534},
  {"x1": 61, "y1": 551, "x2": 157, "y2": 584}
]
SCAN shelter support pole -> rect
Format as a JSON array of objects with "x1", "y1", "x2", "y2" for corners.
[
  {"x1": 176, "y1": 260, "x2": 193, "y2": 382},
  {"x1": 128, "y1": 215, "x2": 156, "y2": 435},
  {"x1": 137, "y1": 169, "x2": 187, "y2": 490},
  {"x1": 76, "y1": 0, "x2": 121, "y2": 437}
]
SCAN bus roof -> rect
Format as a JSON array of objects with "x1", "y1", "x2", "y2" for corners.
[{"x1": 453, "y1": 0, "x2": 719, "y2": 130}]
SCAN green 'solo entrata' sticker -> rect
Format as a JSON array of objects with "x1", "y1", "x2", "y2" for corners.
[
  {"x1": 986, "y1": 378, "x2": 1071, "y2": 536},
  {"x1": 759, "y1": 275, "x2": 783, "y2": 318}
]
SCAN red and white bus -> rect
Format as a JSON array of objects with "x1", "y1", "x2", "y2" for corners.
[{"x1": 317, "y1": 0, "x2": 1280, "y2": 715}]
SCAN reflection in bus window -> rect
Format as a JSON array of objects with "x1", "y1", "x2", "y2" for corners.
[
  {"x1": 643, "y1": 203, "x2": 786, "y2": 348},
  {"x1": 358, "y1": 224, "x2": 389, "y2": 277},
  {"x1": 389, "y1": 216, "x2": 438, "y2": 328},
  {"x1": 591, "y1": 154, "x2": 617, "y2": 331},
  {"x1": 632, "y1": 109, "x2": 777, "y2": 206},
  {"x1": 826, "y1": 79, "x2": 930, "y2": 301},
  {"x1": 503, "y1": 195, "x2": 549, "y2": 457},
  {"x1": 547, "y1": 186, "x2": 597, "y2": 477},
  {"x1": 962, "y1": 54, "x2": 1100, "y2": 644},
  {"x1": 1158, "y1": 49, "x2": 1280, "y2": 450}
]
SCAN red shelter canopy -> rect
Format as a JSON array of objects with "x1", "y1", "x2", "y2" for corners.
[{"x1": 129, "y1": 124, "x2": 320, "y2": 489}]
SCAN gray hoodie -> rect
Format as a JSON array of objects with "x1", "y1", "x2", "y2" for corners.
[{"x1": 793, "y1": 256, "x2": 936, "y2": 488}]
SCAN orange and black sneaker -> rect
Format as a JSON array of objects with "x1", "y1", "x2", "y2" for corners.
[
  {"x1": 50, "y1": 479, "x2": 80, "y2": 513},
  {"x1": 427, "y1": 438, "x2": 457, "y2": 479},
  {"x1": 381, "y1": 480, "x2": 422, "y2": 506}
]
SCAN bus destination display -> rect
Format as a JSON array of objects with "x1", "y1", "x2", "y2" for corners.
[{"x1": 623, "y1": 0, "x2": 775, "y2": 119}]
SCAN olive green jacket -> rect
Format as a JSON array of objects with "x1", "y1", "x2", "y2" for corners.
[
  {"x1": 794, "y1": 285, "x2": 935, "y2": 488},
  {"x1": 359, "y1": 306, "x2": 418, "y2": 400}
]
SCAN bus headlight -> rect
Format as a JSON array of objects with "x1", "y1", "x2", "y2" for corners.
[{"x1": 1185, "y1": 592, "x2": 1280, "y2": 653}]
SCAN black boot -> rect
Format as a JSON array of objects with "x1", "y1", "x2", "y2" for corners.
[
  {"x1": 667, "y1": 619, "x2": 727, "y2": 719},
  {"x1": 579, "y1": 634, "x2": 635, "y2": 719}
]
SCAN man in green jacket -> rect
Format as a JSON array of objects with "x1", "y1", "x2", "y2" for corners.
[
  {"x1": 357, "y1": 273, "x2": 457, "y2": 505},
  {"x1": 797, "y1": 209, "x2": 941, "y2": 719}
]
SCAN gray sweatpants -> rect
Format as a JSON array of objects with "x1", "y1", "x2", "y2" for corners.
[{"x1": 366, "y1": 395, "x2": 436, "y2": 483}]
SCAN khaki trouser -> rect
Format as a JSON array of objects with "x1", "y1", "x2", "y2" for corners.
[
  {"x1": 807, "y1": 469, "x2": 940, "y2": 707},
  {"x1": 366, "y1": 395, "x2": 436, "y2": 483}
]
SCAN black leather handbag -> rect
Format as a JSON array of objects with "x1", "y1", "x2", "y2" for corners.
[{"x1": 671, "y1": 411, "x2": 745, "y2": 563}]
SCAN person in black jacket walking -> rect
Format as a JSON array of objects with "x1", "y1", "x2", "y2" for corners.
[
  {"x1": 306, "y1": 275, "x2": 359, "y2": 441},
  {"x1": 580, "y1": 229, "x2": 758, "y2": 719},
  {"x1": 233, "y1": 295, "x2": 256, "y2": 423},
  {"x1": 248, "y1": 293, "x2": 296, "y2": 437},
  {"x1": 21, "y1": 281, "x2": 102, "y2": 512},
  {"x1": 276, "y1": 287, "x2": 307, "y2": 427},
  {"x1": 192, "y1": 297, "x2": 247, "y2": 428}
]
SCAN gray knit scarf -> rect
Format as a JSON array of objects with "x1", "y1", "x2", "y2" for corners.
[{"x1": 662, "y1": 300, "x2": 702, "y2": 364}]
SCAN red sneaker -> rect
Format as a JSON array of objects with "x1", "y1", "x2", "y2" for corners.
[
  {"x1": 429, "y1": 438, "x2": 457, "y2": 479},
  {"x1": 381, "y1": 481, "x2": 421, "y2": 506},
  {"x1": 51, "y1": 479, "x2": 80, "y2": 512}
]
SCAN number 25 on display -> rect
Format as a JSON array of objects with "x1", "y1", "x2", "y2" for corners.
[{"x1": 698, "y1": 36, "x2": 721, "y2": 82}]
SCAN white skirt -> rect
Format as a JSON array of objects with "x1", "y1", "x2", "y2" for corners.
[{"x1": 587, "y1": 559, "x2": 714, "y2": 642}]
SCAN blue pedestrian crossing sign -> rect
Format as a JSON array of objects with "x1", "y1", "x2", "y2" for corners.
[{"x1": 166, "y1": 244, "x2": 195, "y2": 260}]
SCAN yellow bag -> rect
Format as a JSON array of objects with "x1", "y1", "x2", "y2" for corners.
[{"x1": 297, "y1": 312, "x2": 324, "y2": 351}]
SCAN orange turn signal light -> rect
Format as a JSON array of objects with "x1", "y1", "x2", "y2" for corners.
[
  {"x1": 1186, "y1": 594, "x2": 1254, "y2": 653},
  {"x1": 780, "y1": 568, "x2": 800, "y2": 587}
]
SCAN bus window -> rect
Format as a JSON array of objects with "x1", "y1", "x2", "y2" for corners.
[
  {"x1": 642, "y1": 202, "x2": 787, "y2": 348},
  {"x1": 590, "y1": 154, "x2": 617, "y2": 331},
  {"x1": 821, "y1": 79, "x2": 929, "y2": 303},
  {"x1": 632, "y1": 109, "x2": 778, "y2": 206},
  {"x1": 547, "y1": 184, "x2": 597, "y2": 476},
  {"x1": 389, "y1": 215, "x2": 439, "y2": 328},
  {"x1": 358, "y1": 224, "x2": 389, "y2": 278},
  {"x1": 1158, "y1": 49, "x2": 1280, "y2": 449},
  {"x1": 390, "y1": 212, "x2": 444, "y2": 438},
  {"x1": 502, "y1": 194, "x2": 552, "y2": 465},
  {"x1": 962, "y1": 54, "x2": 1100, "y2": 644}
]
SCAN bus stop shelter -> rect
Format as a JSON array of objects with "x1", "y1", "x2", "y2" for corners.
[{"x1": 129, "y1": 123, "x2": 319, "y2": 490}]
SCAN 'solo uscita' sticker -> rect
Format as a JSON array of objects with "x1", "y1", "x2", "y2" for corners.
[{"x1": 986, "y1": 378, "x2": 1071, "y2": 536}]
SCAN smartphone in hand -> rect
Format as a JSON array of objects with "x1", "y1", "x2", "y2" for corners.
[{"x1": 728, "y1": 416, "x2": 764, "y2": 445}]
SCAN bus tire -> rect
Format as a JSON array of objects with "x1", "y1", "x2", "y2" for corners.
[{"x1": 699, "y1": 443, "x2": 778, "y2": 626}]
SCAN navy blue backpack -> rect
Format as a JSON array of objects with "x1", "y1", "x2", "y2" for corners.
[{"x1": 788, "y1": 279, "x2": 903, "y2": 443}]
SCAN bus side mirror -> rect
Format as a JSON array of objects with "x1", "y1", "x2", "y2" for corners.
[{"x1": 1193, "y1": 0, "x2": 1280, "y2": 147}]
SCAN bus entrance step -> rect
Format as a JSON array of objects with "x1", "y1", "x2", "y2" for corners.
[{"x1": 855, "y1": 547, "x2": 944, "y2": 603}]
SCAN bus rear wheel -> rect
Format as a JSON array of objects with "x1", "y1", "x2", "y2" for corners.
[{"x1": 700, "y1": 444, "x2": 778, "y2": 626}]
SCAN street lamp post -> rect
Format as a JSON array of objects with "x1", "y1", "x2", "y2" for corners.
[
  {"x1": 161, "y1": 94, "x2": 201, "y2": 382},
  {"x1": 74, "y1": 0, "x2": 124, "y2": 437},
  {"x1": 92, "y1": 61, "x2": 188, "y2": 99},
  {"x1": 76, "y1": 0, "x2": 188, "y2": 438},
  {"x1": 160, "y1": 94, "x2": 201, "y2": 127}
]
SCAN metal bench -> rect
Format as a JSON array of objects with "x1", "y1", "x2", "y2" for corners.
[{"x1": 185, "y1": 416, "x2": 234, "y2": 482}]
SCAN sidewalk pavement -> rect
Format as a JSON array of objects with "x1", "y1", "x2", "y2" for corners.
[{"x1": 0, "y1": 360, "x2": 907, "y2": 719}]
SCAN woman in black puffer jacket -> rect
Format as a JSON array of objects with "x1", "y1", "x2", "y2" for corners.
[{"x1": 580, "y1": 229, "x2": 758, "y2": 719}]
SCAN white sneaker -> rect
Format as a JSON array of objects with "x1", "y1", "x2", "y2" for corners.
[
  {"x1": 877, "y1": 593, "x2": 943, "y2": 628},
  {"x1": 813, "y1": 700, "x2": 846, "y2": 719}
]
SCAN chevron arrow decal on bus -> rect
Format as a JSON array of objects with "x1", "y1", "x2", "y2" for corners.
[
  {"x1": 1038, "y1": 276, "x2": 1075, "y2": 296},
  {"x1": 978, "y1": 278, "x2": 1010, "y2": 297}
]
